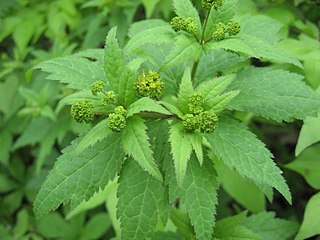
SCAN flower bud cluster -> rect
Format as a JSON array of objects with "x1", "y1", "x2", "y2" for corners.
[
  {"x1": 213, "y1": 21, "x2": 240, "y2": 41},
  {"x1": 70, "y1": 99, "x2": 94, "y2": 124},
  {"x1": 227, "y1": 21, "x2": 241, "y2": 36},
  {"x1": 135, "y1": 70, "x2": 164, "y2": 98},
  {"x1": 188, "y1": 92, "x2": 205, "y2": 114},
  {"x1": 170, "y1": 17, "x2": 197, "y2": 35},
  {"x1": 108, "y1": 106, "x2": 127, "y2": 132},
  {"x1": 91, "y1": 80, "x2": 106, "y2": 96},
  {"x1": 102, "y1": 91, "x2": 116, "y2": 105},
  {"x1": 201, "y1": 0, "x2": 223, "y2": 10}
]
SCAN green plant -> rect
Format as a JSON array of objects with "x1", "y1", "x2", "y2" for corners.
[{"x1": 29, "y1": 0, "x2": 320, "y2": 239}]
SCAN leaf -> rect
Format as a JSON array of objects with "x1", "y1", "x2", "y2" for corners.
[
  {"x1": 169, "y1": 122, "x2": 193, "y2": 186},
  {"x1": 74, "y1": 119, "x2": 112, "y2": 155},
  {"x1": 173, "y1": 0, "x2": 202, "y2": 37},
  {"x1": 170, "y1": 208, "x2": 195, "y2": 239},
  {"x1": 206, "y1": 116, "x2": 292, "y2": 204},
  {"x1": 209, "y1": 91, "x2": 239, "y2": 113},
  {"x1": 285, "y1": 144, "x2": 320, "y2": 190},
  {"x1": 33, "y1": 134, "x2": 125, "y2": 219},
  {"x1": 295, "y1": 115, "x2": 320, "y2": 156},
  {"x1": 188, "y1": 132, "x2": 203, "y2": 165},
  {"x1": 104, "y1": 27, "x2": 136, "y2": 107},
  {"x1": 228, "y1": 67, "x2": 320, "y2": 122},
  {"x1": 242, "y1": 212, "x2": 299, "y2": 240},
  {"x1": 180, "y1": 156, "x2": 218, "y2": 240},
  {"x1": 81, "y1": 213, "x2": 111, "y2": 240},
  {"x1": 161, "y1": 34, "x2": 202, "y2": 70},
  {"x1": 177, "y1": 65, "x2": 194, "y2": 113},
  {"x1": 295, "y1": 192, "x2": 320, "y2": 240},
  {"x1": 117, "y1": 160, "x2": 169, "y2": 240},
  {"x1": 141, "y1": 0, "x2": 161, "y2": 18},
  {"x1": 126, "y1": 97, "x2": 172, "y2": 117},
  {"x1": 121, "y1": 116, "x2": 163, "y2": 181},
  {"x1": 33, "y1": 57, "x2": 105, "y2": 90}
]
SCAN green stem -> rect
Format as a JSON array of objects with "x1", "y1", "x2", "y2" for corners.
[
  {"x1": 200, "y1": 8, "x2": 212, "y2": 44},
  {"x1": 138, "y1": 112, "x2": 176, "y2": 119}
]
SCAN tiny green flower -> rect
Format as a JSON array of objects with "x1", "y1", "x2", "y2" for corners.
[
  {"x1": 114, "y1": 106, "x2": 127, "y2": 116},
  {"x1": 135, "y1": 70, "x2": 164, "y2": 98},
  {"x1": 201, "y1": 0, "x2": 223, "y2": 10},
  {"x1": 170, "y1": 16, "x2": 185, "y2": 32},
  {"x1": 188, "y1": 92, "x2": 205, "y2": 114},
  {"x1": 227, "y1": 21, "x2": 241, "y2": 36},
  {"x1": 198, "y1": 111, "x2": 218, "y2": 133},
  {"x1": 108, "y1": 113, "x2": 126, "y2": 132},
  {"x1": 182, "y1": 114, "x2": 200, "y2": 132},
  {"x1": 70, "y1": 99, "x2": 94, "y2": 124},
  {"x1": 102, "y1": 91, "x2": 116, "y2": 105},
  {"x1": 185, "y1": 18, "x2": 197, "y2": 35},
  {"x1": 91, "y1": 80, "x2": 106, "y2": 96},
  {"x1": 213, "y1": 22, "x2": 226, "y2": 41}
]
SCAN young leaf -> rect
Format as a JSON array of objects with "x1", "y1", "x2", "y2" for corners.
[
  {"x1": 228, "y1": 68, "x2": 320, "y2": 122},
  {"x1": 188, "y1": 132, "x2": 203, "y2": 165},
  {"x1": 169, "y1": 122, "x2": 193, "y2": 186},
  {"x1": 206, "y1": 116, "x2": 292, "y2": 204},
  {"x1": 121, "y1": 116, "x2": 163, "y2": 182},
  {"x1": 178, "y1": 65, "x2": 194, "y2": 113},
  {"x1": 117, "y1": 160, "x2": 169, "y2": 240},
  {"x1": 104, "y1": 27, "x2": 136, "y2": 107},
  {"x1": 33, "y1": 134, "x2": 125, "y2": 219},
  {"x1": 209, "y1": 90, "x2": 239, "y2": 113},
  {"x1": 126, "y1": 97, "x2": 172, "y2": 117},
  {"x1": 180, "y1": 156, "x2": 218, "y2": 240}
]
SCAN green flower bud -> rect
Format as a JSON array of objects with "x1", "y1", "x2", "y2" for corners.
[
  {"x1": 188, "y1": 92, "x2": 205, "y2": 114},
  {"x1": 227, "y1": 21, "x2": 241, "y2": 36},
  {"x1": 213, "y1": 22, "x2": 226, "y2": 41},
  {"x1": 102, "y1": 91, "x2": 116, "y2": 105},
  {"x1": 91, "y1": 80, "x2": 106, "y2": 96},
  {"x1": 198, "y1": 111, "x2": 218, "y2": 133},
  {"x1": 135, "y1": 70, "x2": 164, "y2": 98},
  {"x1": 170, "y1": 17, "x2": 185, "y2": 32},
  {"x1": 171, "y1": 17, "x2": 197, "y2": 35},
  {"x1": 182, "y1": 114, "x2": 200, "y2": 132},
  {"x1": 185, "y1": 18, "x2": 197, "y2": 35},
  {"x1": 108, "y1": 113, "x2": 126, "y2": 132},
  {"x1": 201, "y1": 0, "x2": 223, "y2": 10},
  {"x1": 70, "y1": 99, "x2": 94, "y2": 124},
  {"x1": 114, "y1": 106, "x2": 127, "y2": 116}
]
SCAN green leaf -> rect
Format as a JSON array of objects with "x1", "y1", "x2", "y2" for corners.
[
  {"x1": 295, "y1": 192, "x2": 320, "y2": 240},
  {"x1": 180, "y1": 156, "x2": 218, "y2": 240},
  {"x1": 206, "y1": 116, "x2": 292, "y2": 204},
  {"x1": 285, "y1": 144, "x2": 320, "y2": 189},
  {"x1": 188, "y1": 132, "x2": 203, "y2": 165},
  {"x1": 161, "y1": 34, "x2": 202, "y2": 70},
  {"x1": 81, "y1": 213, "x2": 111, "y2": 240},
  {"x1": 228, "y1": 68, "x2": 320, "y2": 122},
  {"x1": 209, "y1": 91, "x2": 239, "y2": 113},
  {"x1": 33, "y1": 134, "x2": 125, "y2": 218},
  {"x1": 35, "y1": 213, "x2": 69, "y2": 238},
  {"x1": 173, "y1": 0, "x2": 202, "y2": 37},
  {"x1": 104, "y1": 27, "x2": 136, "y2": 107},
  {"x1": 117, "y1": 160, "x2": 169, "y2": 240},
  {"x1": 178, "y1": 66, "x2": 194, "y2": 113},
  {"x1": 242, "y1": 212, "x2": 299, "y2": 240},
  {"x1": 170, "y1": 208, "x2": 195, "y2": 239},
  {"x1": 33, "y1": 57, "x2": 105, "y2": 90},
  {"x1": 127, "y1": 97, "x2": 172, "y2": 117},
  {"x1": 121, "y1": 116, "x2": 163, "y2": 181},
  {"x1": 74, "y1": 118, "x2": 112, "y2": 155},
  {"x1": 169, "y1": 123, "x2": 193, "y2": 186},
  {"x1": 141, "y1": 0, "x2": 161, "y2": 18},
  {"x1": 295, "y1": 115, "x2": 320, "y2": 156}
]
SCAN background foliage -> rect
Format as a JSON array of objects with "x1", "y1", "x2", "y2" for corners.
[{"x1": 0, "y1": 0, "x2": 320, "y2": 239}]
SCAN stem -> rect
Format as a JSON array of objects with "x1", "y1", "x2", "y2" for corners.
[
  {"x1": 138, "y1": 112, "x2": 176, "y2": 119},
  {"x1": 200, "y1": 8, "x2": 212, "y2": 44}
]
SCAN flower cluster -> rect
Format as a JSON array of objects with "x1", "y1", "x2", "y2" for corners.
[
  {"x1": 213, "y1": 20, "x2": 240, "y2": 41},
  {"x1": 108, "y1": 106, "x2": 127, "y2": 132},
  {"x1": 91, "y1": 80, "x2": 106, "y2": 96},
  {"x1": 102, "y1": 91, "x2": 116, "y2": 105},
  {"x1": 227, "y1": 20, "x2": 241, "y2": 36},
  {"x1": 188, "y1": 92, "x2": 205, "y2": 114},
  {"x1": 170, "y1": 17, "x2": 197, "y2": 35},
  {"x1": 201, "y1": 0, "x2": 223, "y2": 10},
  {"x1": 135, "y1": 70, "x2": 164, "y2": 98},
  {"x1": 70, "y1": 99, "x2": 94, "y2": 124}
]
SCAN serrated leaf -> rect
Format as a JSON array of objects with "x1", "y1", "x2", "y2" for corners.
[
  {"x1": 33, "y1": 57, "x2": 105, "y2": 90},
  {"x1": 104, "y1": 27, "x2": 136, "y2": 107},
  {"x1": 121, "y1": 116, "x2": 162, "y2": 181},
  {"x1": 127, "y1": 97, "x2": 172, "y2": 117},
  {"x1": 159, "y1": 98, "x2": 184, "y2": 118},
  {"x1": 206, "y1": 116, "x2": 292, "y2": 204},
  {"x1": 242, "y1": 212, "x2": 299, "y2": 240},
  {"x1": 169, "y1": 122, "x2": 193, "y2": 187},
  {"x1": 209, "y1": 90, "x2": 239, "y2": 113},
  {"x1": 33, "y1": 134, "x2": 125, "y2": 219},
  {"x1": 181, "y1": 156, "x2": 218, "y2": 240},
  {"x1": 74, "y1": 119, "x2": 112, "y2": 155},
  {"x1": 173, "y1": 0, "x2": 202, "y2": 38},
  {"x1": 188, "y1": 132, "x2": 203, "y2": 165},
  {"x1": 170, "y1": 208, "x2": 195, "y2": 239},
  {"x1": 178, "y1": 65, "x2": 194, "y2": 113},
  {"x1": 117, "y1": 160, "x2": 169, "y2": 240},
  {"x1": 161, "y1": 34, "x2": 202, "y2": 70},
  {"x1": 228, "y1": 67, "x2": 320, "y2": 122}
]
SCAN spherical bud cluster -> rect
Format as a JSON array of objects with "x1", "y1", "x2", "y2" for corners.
[
  {"x1": 102, "y1": 91, "x2": 116, "y2": 105},
  {"x1": 91, "y1": 80, "x2": 106, "y2": 96},
  {"x1": 213, "y1": 22, "x2": 226, "y2": 41},
  {"x1": 70, "y1": 99, "x2": 94, "y2": 124},
  {"x1": 198, "y1": 111, "x2": 218, "y2": 133},
  {"x1": 135, "y1": 71, "x2": 164, "y2": 98},
  {"x1": 182, "y1": 114, "x2": 200, "y2": 132},
  {"x1": 227, "y1": 21, "x2": 240, "y2": 36},
  {"x1": 201, "y1": 0, "x2": 223, "y2": 10},
  {"x1": 170, "y1": 17, "x2": 197, "y2": 35},
  {"x1": 108, "y1": 106, "x2": 127, "y2": 132},
  {"x1": 188, "y1": 92, "x2": 205, "y2": 114}
]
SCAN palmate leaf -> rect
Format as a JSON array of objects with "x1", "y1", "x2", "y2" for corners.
[
  {"x1": 33, "y1": 134, "x2": 125, "y2": 219},
  {"x1": 121, "y1": 116, "x2": 163, "y2": 182},
  {"x1": 117, "y1": 160, "x2": 169, "y2": 240},
  {"x1": 206, "y1": 116, "x2": 292, "y2": 204},
  {"x1": 228, "y1": 67, "x2": 320, "y2": 122},
  {"x1": 104, "y1": 27, "x2": 136, "y2": 107},
  {"x1": 180, "y1": 156, "x2": 218, "y2": 240},
  {"x1": 126, "y1": 97, "x2": 172, "y2": 117}
]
